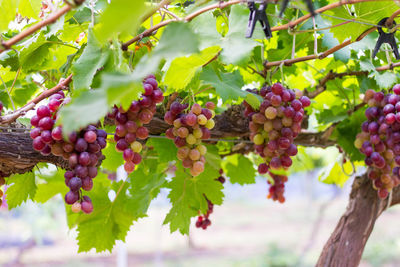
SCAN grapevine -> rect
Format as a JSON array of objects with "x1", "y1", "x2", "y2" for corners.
[
  {"x1": 355, "y1": 85, "x2": 400, "y2": 199},
  {"x1": 29, "y1": 90, "x2": 107, "y2": 213},
  {"x1": 108, "y1": 75, "x2": 164, "y2": 173},
  {"x1": 164, "y1": 101, "x2": 215, "y2": 176},
  {"x1": 244, "y1": 83, "x2": 310, "y2": 202}
]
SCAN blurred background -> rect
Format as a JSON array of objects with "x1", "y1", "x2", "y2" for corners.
[{"x1": 1, "y1": 163, "x2": 400, "y2": 267}]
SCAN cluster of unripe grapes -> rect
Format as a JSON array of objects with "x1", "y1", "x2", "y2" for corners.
[
  {"x1": 164, "y1": 101, "x2": 215, "y2": 176},
  {"x1": 243, "y1": 83, "x2": 309, "y2": 202},
  {"x1": 195, "y1": 169, "x2": 225, "y2": 230},
  {"x1": 30, "y1": 90, "x2": 107, "y2": 213},
  {"x1": 0, "y1": 172, "x2": 5, "y2": 206},
  {"x1": 108, "y1": 75, "x2": 164, "y2": 173},
  {"x1": 354, "y1": 85, "x2": 400, "y2": 199}
]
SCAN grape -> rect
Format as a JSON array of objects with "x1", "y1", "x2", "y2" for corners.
[
  {"x1": 132, "y1": 153, "x2": 142, "y2": 164},
  {"x1": 81, "y1": 198, "x2": 93, "y2": 214},
  {"x1": 69, "y1": 177, "x2": 82, "y2": 191},
  {"x1": 33, "y1": 136, "x2": 45, "y2": 151},
  {"x1": 271, "y1": 83, "x2": 284, "y2": 95},
  {"x1": 84, "y1": 131, "x2": 97, "y2": 143},
  {"x1": 124, "y1": 161, "x2": 135, "y2": 173},
  {"x1": 37, "y1": 105, "x2": 51, "y2": 118},
  {"x1": 394, "y1": 84, "x2": 400, "y2": 95},
  {"x1": 79, "y1": 152, "x2": 90, "y2": 166},
  {"x1": 38, "y1": 117, "x2": 54, "y2": 130},
  {"x1": 265, "y1": 107, "x2": 277, "y2": 119},
  {"x1": 82, "y1": 177, "x2": 93, "y2": 191},
  {"x1": 123, "y1": 149, "x2": 134, "y2": 161},
  {"x1": 71, "y1": 202, "x2": 82, "y2": 213},
  {"x1": 258, "y1": 163, "x2": 269, "y2": 174},
  {"x1": 65, "y1": 191, "x2": 79, "y2": 205}
]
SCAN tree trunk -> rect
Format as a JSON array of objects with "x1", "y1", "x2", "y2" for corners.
[{"x1": 317, "y1": 174, "x2": 400, "y2": 267}]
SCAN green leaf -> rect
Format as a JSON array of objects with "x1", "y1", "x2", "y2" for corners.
[
  {"x1": 58, "y1": 89, "x2": 108, "y2": 135},
  {"x1": 101, "y1": 142, "x2": 124, "y2": 171},
  {"x1": 374, "y1": 72, "x2": 397, "y2": 89},
  {"x1": 200, "y1": 66, "x2": 247, "y2": 103},
  {"x1": 6, "y1": 172, "x2": 36, "y2": 209},
  {"x1": 127, "y1": 164, "x2": 166, "y2": 218},
  {"x1": 164, "y1": 164, "x2": 223, "y2": 234},
  {"x1": 72, "y1": 30, "x2": 108, "y2": 90},
  {"x1": 147, "y1": 138, "x2": 177, "y2": 163},
  {"x1": 318, "y1": 159, "x2": 354, "y2": 187},
  {"x1": 18, "y1": 33, "x2": 53, "y2": 72},
  {"x1": 18, "y1": 0, "x2": 41, "y2": 19},
  {"x1": 191, "y1": 5, "x2": 262, "y2": 65},
  {"x1": 35, "y1": 167, "x2": 68, "y2": 203},
  {"x1": 96, "y1": 0, "x2": 146, "y2": 42},
  {"x1": 223, "y1": 154, "x2": 256, "y2": 185},
  {"x1": 0, "y1": 0, "x2": 17, "y2": 32},
  {"x1": 77, "y1": 179, "x2": 135, "y2": 253},
  {"x1": 164, "y1": 46, "x2": 221, "y2": 90}
]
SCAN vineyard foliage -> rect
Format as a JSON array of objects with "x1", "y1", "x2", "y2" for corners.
[{"x1": 0, "y1": 0, "x2": 399, "y2": 252}]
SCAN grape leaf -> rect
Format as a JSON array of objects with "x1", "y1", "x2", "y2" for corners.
[
  {"x1": 101, "y1": 142, "x2": 124, "y2": 171},
  {"x1": 163, "y1": 46, "x2": 221, "y2": 90},
  {"x1": 18, "y1": 33, "x2": 53, "y2": 72},
  {"x1": 164, "y1": 164, "x2": 223, "y2": 234},
  {"x1": 147, "y1": 138, "x2": 177, "y2": 163},
  {"x1": 77, "y1": 180, "x2": 135, "y2": 252},
  {"x1": 127, "y1": 164, "x2": 167, "y2": 218},
  {"x1": 223, "y1": 154, "x2": 256, "y2": 185},
  {"x1": 72, "y1": 30, "x2": 109, "y2": 90},
  {"x1": 58, "y1": 89, "x2": 108, "y2": 135},
  {"x1": 18, "y1": 0, "x2": 41, "y2": 19},
  {"x1": 0, "y1": 0, "x2": 17, "y2": 32},
  {"x1": 200, "y1": 66, "x2": 247, "y2": 103},
  {"x1": 6, "y1": 172, "x2": 37, "y2": 209},
  {"x1": 96, "y1": 0, "x2": 146, "y2": 42}
]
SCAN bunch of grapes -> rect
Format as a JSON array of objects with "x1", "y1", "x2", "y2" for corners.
[
  {"x1": 354, "y1": 85, "x2": 400, "y2": 199},
  {"x1": 0, "y1": 172, "x2": 6, "y2": 206},
  {"x1": 108, "y1": 75, "x2": 164, "y2": 173},
  {"x1": 164, "y1": 101, "x2": 215, "y2": 176},
  {"x1": 243, "y1": 83, "x2": 310, "y2": 202},
  {"x1": 267, "y1": 173, "x2": 288, "y2": 203},
  {"x1": 30, "y1": 90, "x2": 107, "y2": 213},
  {"x1": 195, "y1": 169, "x2": 225, "y2": 230}
]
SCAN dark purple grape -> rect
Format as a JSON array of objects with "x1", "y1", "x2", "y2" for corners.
[
  {"x1": 69, "y1": 177, "x2": 82, "y2": 191},
  {"x1": 88, "y1": 167, "x2": 98, "y2": 178},
  {"x1": 116, "y1": 113, "x2": 128, "y2": 124},
  {"x1": 65, "y1": 191, "x2": 79, "y2": 205},
  {"x1": 75, "y1": 138, "x2": 88, "y2": 152},
  {"x1": 79, "y1": 152, "x2": 90, "y2": 166},
  {"x1": 82, "y1": 177, "x2": 93, "y2": 191},
  {"x1": 75, "y1": 165, "x2": 88, "y2": 178}
]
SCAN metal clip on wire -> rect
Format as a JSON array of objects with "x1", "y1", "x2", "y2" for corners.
[
  {"x1": 246, "y1": 0, "x2": 272, "y2": 39},
  {"x1": 372, "y1": 17, "x2": 400, "y2": 60},
  {"x1": 279, "y1": 0, "x2": 315, "y2": 17}
]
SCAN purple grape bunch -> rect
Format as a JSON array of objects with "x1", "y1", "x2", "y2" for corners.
[
  {"x1": 355, "y1": 85, "x2": 400, "y2": 199},
  {"x1": 30, "y1": 90, "x2": 107, "y2": 214}
]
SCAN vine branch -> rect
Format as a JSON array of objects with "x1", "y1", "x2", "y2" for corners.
[
  {"x1": 0, "y1": 2, "x2": 80, "y2": 53},
  {"x1": 122, "y1": 0, "x2": 390, "y2": 50},
  {"x1": 0, "y1": 75, "x2": 73, "y2": 124}
]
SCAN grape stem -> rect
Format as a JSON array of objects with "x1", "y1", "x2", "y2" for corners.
[{"x1": 0, "y1": 75, "x2": 73, "y2": 125}]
